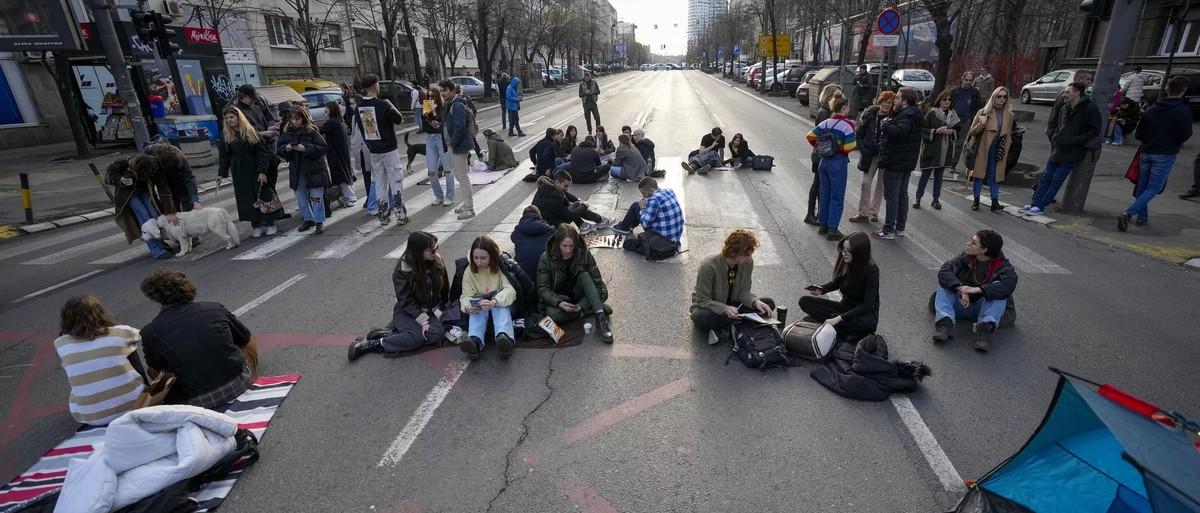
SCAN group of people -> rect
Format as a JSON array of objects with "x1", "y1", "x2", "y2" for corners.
[{"x1": 530, "y1": 124, "x2": 659, "y2": 184}]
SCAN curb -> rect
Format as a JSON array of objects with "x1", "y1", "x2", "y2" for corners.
[
  {"x1": 1187, "y1": 258, "x2": 1200, "y2": 269},
  {"x1": 14, "y1": 177, "x2": 229, "y2": 236}
]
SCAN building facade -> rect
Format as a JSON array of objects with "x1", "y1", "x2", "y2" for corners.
[{"x1": 688, "y1": 0, "x2": 727, "y2": 51}]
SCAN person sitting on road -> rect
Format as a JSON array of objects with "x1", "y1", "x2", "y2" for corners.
[
  {"x1": 108, "y1": 154, "x2": 178, "y2": 260},
  {"x1": 532, "y1": 170, "x2": 614, "y2": 234},
  {"x1": 690, "y1": 229, "x2": 776, "y2": 345},
  {"x1": 681, "y1": 127, "x2": 726, "y2": 175},
  {"x1": 536, "y1": 223, "x2": 613, "y2": 343},
  {"x1": 349, "y1": 231, "x2": 450, "y2": 360},
  {"x1": 632, "y1": 128, "x2": 657, "y2": 172},
  {"x1": 724, "y1": 133, "x2": 755, "y2": 168},
  {"x1": 54, "y1": 294, "x2": 146, "y2": 426},
  {"x1": 140, "y1": 269, "x2": 257, "y2": 408},
  {"x1": 483, "y1": 128, "x2": 519, "y2": 171},
  {"x1": 594, "y1": 125, "x2": 616, "y2": 155},
  {"x1": 799, "y1": 232, "x2": 879, "y2": 340},
  {"x1": 611, "y1": 177, "x2": 684, "y2": 246},
  {"x1": 610, "y1": 134, "x2": 650, "y2": 181},
  {"x1": 558, "y1": 125, "x2": 579, "y2": 158},
  {"x1": 565, "y1": 136, "x2": 611, "y2": 184},
  {"x1": 530, "y1": 127, "x2": 562, "y2": 178},
  {"x1": 459, "y1": 235, "x2": 518, "y2": 360},
  {"x1": 931, "y1": 229, "x2": 1018, "y2": 353},
  {"x1": 511, "y1": 205, "x2": 556, "y2": 280}
]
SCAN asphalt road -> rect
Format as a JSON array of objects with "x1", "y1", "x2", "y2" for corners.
[{"x1": 1, "y1": 70, "x2": 1198, "y2": 513}]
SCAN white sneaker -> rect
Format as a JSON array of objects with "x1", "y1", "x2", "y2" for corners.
[
  {"x1": 1025, "y1": 206, "x2": 1043, "y2": 215},
  {"x1": 579, "y1": 222, "x2": 598, "y2": 235},
  {"x1": 454, "y1": 204, "x2": 466, "y2": 214},
  {"x1": 251, "y1": 226, "x2": 263, "y2": 238},
  {"x1": 265, "y1": 225, "x2": 278, "y2": 236},
  {"x1": 456, "y1": 209, "x2": 476, "y2": 220},
  {"x1": 1018, "y1": 204, "x2": 1032, "y2": 213},
  {"x1": 596, "y1": 217, "x2": 615, "y2": 229},
  {"x1": 367, "y1": 208, "x2": 378, "y2": 216}
]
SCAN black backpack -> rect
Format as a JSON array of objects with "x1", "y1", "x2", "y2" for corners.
[
  {"x1": 726, "y1": 323, "x2": 790, "y2": 370},
  {"x1": 622, "y1": 230, "x2": 678, "y2": 261},
  {"x1": 815, "y1": 119, "x2": 847, "y2": 159},
  {"x1": 498, "y1": 252, "x2": 537, "y2": 316}
]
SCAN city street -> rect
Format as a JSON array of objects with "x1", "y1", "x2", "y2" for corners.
[{"x1": 1, "y1": 70, "x2": 1198, "y2": 512}]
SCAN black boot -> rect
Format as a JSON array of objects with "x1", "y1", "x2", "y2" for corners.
[
  {"x1": 932, "y1": 318, "x2": 954, "y2": 343},
  {"x1": 496, "y1": 333, "x2": 516, "y2": 360},
  {"x1": 990, "y1": 199, "x2": 1003, "y2": 212},
  {"x1": 971, "y1": 197, "x2": 980, "y2": 211},
  {"x1": 347, "y1": 337, "x2": 384, "y2": 361},
  {"x1": 596, "y1": 312, "x2": 613, "y2": 344},
  {"x1": 461, "y1": 336, "x2": 482, "y2": 360},
  {"x1": 912, "y1": 198, "x2": 922, "y2": 209},
  {"x1": 803, "y1": 214, "x2": 820, "y2": 226},
  {"x1": 974, "y1": 322, "x2": 996, "y2": 352},
  {"x1": 298, "y1": 220, "x2": 316, "y2": 232}
]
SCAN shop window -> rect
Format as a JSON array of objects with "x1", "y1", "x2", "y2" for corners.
[
  {"x1": 265, "y1": 15, "x2": 295, "y2": 47},
  {"x1": 325, "y1": 23, "x2": 343, "y2": 50},
  {"x1": 1159, "y1": 21, "x2": 1200, "y2": 56}
]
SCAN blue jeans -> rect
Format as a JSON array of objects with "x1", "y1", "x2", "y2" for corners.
[
  {"x1": 413, "y1": 107, "x2": 423, "y2": 130},
  {"x1": 128, "y1": 192, "x2": 168, "y2": 257},
  {"x1": 294, "y1": 173, "x2": 325, "y2": 223},
  {"x1": 973, "y1": 143, "x2": 1001, "y2": 200},
  {"x1": 1126, "y1": 153, "x2": 1177, "y2": 221},
  {"x1": 817, "y1": 155, "x2": 848, "y2": 230},
  {"x1": 915, "y1": 167, "x2": 943, "y2": 201},
  {"x1": 689, "y1": 152, "x2": 720, "y2": 168},
  {"x1": 617, "y1": 201, "x2": 642, "y2": 230},
  {"x1": 364, "y1": 176, "x2": 378, "y2": 211},
  {"x1": 426, "y1": 134, "x2": 454, "y2": 201},
  {"x1": 555, "y1": 158, "x2": 571, "y2": 171},
  {"x1": 1031, "y1": 161, "x2": 1073, "y2": 209},
  {"x1": 468, "y1": 306, "x2": 514, "y2": 348},
  {"x1": 934, "y1": 287, "x2": 1007, "y2": 326}
]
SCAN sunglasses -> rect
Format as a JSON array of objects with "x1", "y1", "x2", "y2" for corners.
[{"x1": 996, "y1": 95, "x2": 1009, "y2": 99}]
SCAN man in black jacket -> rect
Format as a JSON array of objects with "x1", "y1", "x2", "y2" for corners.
[
  {"x1": 932, "y1": 230, "x2": 1018, "y2": 352},
  {"x1": 356, "y1": 74, "x2": 410, "y2": 226},
  {"x1": 874, "y1": 87, "x2": 923, "y2": 240},
  {"x1": 1020, "y1": 82, "x2": 1101, "y2": 216},
  {"x1": 532, "y1": 171, "x2": 612, "y2": 234},
  {"x1": 530, "y1": 128, "x2": 562, "y2": 176},
  {"x1": 1120, "y1": 75, "x2": 1195, "y2": 231}
]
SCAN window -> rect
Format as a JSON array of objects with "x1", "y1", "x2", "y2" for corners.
[
  {"x1": 463, "y1": 44, "x2": 475, "y2": 60},
  {"x1": 325, "y1": 23, "x2": 343, "y2": 50},
  {"x1": 1159, "y1": 21, "x2": 1200, "y2": 56},
  {"x1": 265, "y1": 15, "x2": 294, "y2": 47}
]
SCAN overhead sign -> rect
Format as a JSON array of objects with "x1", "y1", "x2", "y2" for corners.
[
  {"x1": 0, "y1": 0, "x2": 84, "y2": 51},
  {"x1": 185, "y1": 27, "x2": 221, "y2": 45},
  {"x1": 757, "y1": 34, "x2": 791, "y2": 59},
  {"x1": 877, "y1": 8, "x2": 901, "y2": 36},
  {"x1": 872, "y1": 34, "x2": 900, "y2": 47}
]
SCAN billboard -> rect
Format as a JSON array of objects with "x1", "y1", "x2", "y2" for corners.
[{"x1": 0, "y1": 0, "x2": 83, "y2": 51}]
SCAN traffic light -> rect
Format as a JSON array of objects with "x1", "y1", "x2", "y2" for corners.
[
  {"x1": 130, "y1": 10, "x2": 155, "y2": 44},
  {"x1": 1079, "y1": 0, "x2": 1113, "y2": 19},
  {"x1": 151, "y1": 11, "x2": 179, "y2": 58}
]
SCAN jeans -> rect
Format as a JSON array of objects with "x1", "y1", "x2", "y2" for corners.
[
  {"x1": 502, "y1": 108, "x2": 508, "y2": 130},
  {"x1": 857, "y1": 156, "x2": 884, "y2": 216},
  {"x1": 567, "y1": 202, "x2": 604, "y2": 225},
  {"x1": 380, "y1": 311, "x2": 444, "y2": 353},
  {"x1": 817, "y1": 155, "x2": 848, "y2": 230},
  {"x1": 882, "y1": 170, "x2": 911, "y2": 233},
  {"x1": 934, "y1": 287, "x2": 1007, "y2": 326},
  {"x1": 413, "y1": 107, "x2": 423, "y2": 130},
  {"x1": 973, "y1": 143, "x2": 1001, "y2": 200},
  {"x1": 128, "y1": 191, "x2": 168, "y2": 257},
  {"x1": 808, "y1": 155, "x2": 821, "y2": 218},
  {"x1": 370, "y1": 150, "x2": 405, "y2": 217},
  {"x1": 293, "y1": 173, "x2": 326, "y2": 224},
  {"x1": 583, "y1": 102, "x2": 601, "y2": 133},
  {"x1": 544, "y1": 272, "x2": 606, "y2": 323},
  {"x1": 610, "y1": 165, "x2": 624, "y2": 179},
  {"x1": 1031, "y1": 161, "x2": 1074, "y2": 209},
  {"x1": 915, "y1": 167, "x2": 944, "y2": 201},
  {"x1": 468, "y1": 306, "x2": 514, "y2": 348},
  {"x1": 1125, "y1": 152, "x2": 1177, "y2": 221},
  {"x1": 508, "y1": 109, "x2": 523, "y2": 135},
  {"x1": 797, "y1": 296, "x2": 877, "y2": 338},
  {"x1": 426, "y1": 134, "x2": 454, "y2": 202},
  {"x1": 1111, "y1": 123, "x2": 1124, "y2": 145},
  {"x1": 1191, "y1": 153, "x2": 1200, "y2": 193},
  {"x1": 450, "y1": 151, "x2": 472, "y2": 210},
  {"x1": 689, "y1": 151, "x2": 720, "y2": 168},
  {"x1": 690, "y1": 298, "x2": 776, "y2": 331},
  {"x1": 617, "y1": 201, "x2": 642, "y2": 230}
]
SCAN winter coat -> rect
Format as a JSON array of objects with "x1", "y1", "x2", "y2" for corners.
[
  {"x1": 532, "y1": 176, "x2": 580, "y2": 227},
  {"x1": 973, "y1": 73, "x2": 995, "y2": 100},
  {"x1": 1136, "y1": 97, "x2": 1194, "y2": 155},
  {"x1": 146, "y1": 145, "x2": 199, "y2": 211},
  {"x1": 445, "y1": 95, "x2": 474, "y2": 154},
  {"x1": 612, "y1": 144, "x2": 649, "y2": 181},
  {"x1": 579, "y1": 79, "x2": 600, "y2": 105},
  {"x1": 1122, "y1": 72, "x2": 1146, "y2": 103},
  {"x1": 635, "y1": 137, "x2": 656, "y2": 164},
  {"x1": 533, "y1": 135, "x2": 559, "y2": 174},
  {"x1": 218, "y1": 136, "x2": 281, "y2": 223},
  {"x1": 810, "y1": 335, "x2": 925, "y2": 402},
  {"x1": 107, "y1": 158, "x2": 177, "y2": 244},
  {"x1": 486, "y1": 131, "x2": 519, "y2": 170},
  {"x1": 967, "y1": 106, "x2": 1014, "y2": 181},
  {"x1": 557, "y1": 135, "x2": 577, "y2": 157},
  {"x1": 938, "y1": 252, "x2": 1018, "y2": 302},
  {"x1": 568, "y1": 138, "x2": 602, "y2": 174},
  {"x1": 53, "y1": 406, "x2": 239, "y2": 513},
  {"x1": 879, "y1": 105, "x2": 924, "y2": 173},
  {"x1": 505, "y1": 77, "x2": 522, "y2": 111},
  {"x1": 855, "y1": 105, "x2": 888, "y2": 167},
  {"x1": 950, "y1": 85, "x2": 983, "y2": 122},
  {"x1": 690, "y1": 253, "x2": 759, "y2": 315},
  {"x1": 392, "y1": 258, "x2": 451, "y2": 331},
  {"x1": 535, "y1": 231, "x2": 608, "y2": 309},
  {"x1": 511, "y1": 213, "x2": 556, "y2": 279},
  {"x1": 1049, "y1": 97, "x2": 1103, "y2": 163},
  {"x1": 918, "y1": 108, "x2": 960, "y2": 169},
  {"x1": 276, "y1": 127, "x2": 330, "y2": 190},
  {"x1": 320, "y1": 118, "x2": 354, "y2": 186},
  {"x1": 728, "y1": 139, "x2": 754, "y2": 160}
]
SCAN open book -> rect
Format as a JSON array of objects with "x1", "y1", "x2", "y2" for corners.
[{"x1": 738, "y1": 312, "x2": 780, "y2": 325}]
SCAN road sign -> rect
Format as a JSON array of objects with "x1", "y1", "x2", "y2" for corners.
[
  {"x1": 615, "y1": 44, "x2": 626, "y2": 56},
  {"x1": 872, "y1": 34, "x2": 900, "y2": 47},
  {"x1": 757, "y1": 34, "x2": 791, "y2": 59},
  {"x1": 732, "y1": 43, "x2": 741, "y2": 55},
  {"x1": 718, "y1": 47, "x2": 724, "y2": 57},
  {"x1": 877, "y1": 8, "x2": 901, "y2": 36}
]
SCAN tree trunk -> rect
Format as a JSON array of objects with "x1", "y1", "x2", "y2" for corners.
[
  {"x1": 50, "y1": 52, "x2": 91, "y2": 158},
  {"x1": 399, "y1": 0, "x2": 422, "y2": 81},
  {"x1": 476, "y1": 0, "x2": 493, "y2": 97},
  {"x1": 932, "y1": 19, "x2": 954, "y2": 98},
  {"x1": 856, "y1": 20, "x2": 873, "y2": 66},
  {"x1": 309, "y1": 50, "x2": 321, "y2": 77}
]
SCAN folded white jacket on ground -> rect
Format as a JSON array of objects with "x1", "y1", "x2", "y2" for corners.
[{"x1": 54, "y1": 405, "x2": 239, "y2": 513}]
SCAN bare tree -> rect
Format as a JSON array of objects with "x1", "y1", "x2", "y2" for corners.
[
  {"x1": 919, "y1": 0, "x2": 971, "y2": 96},
  {"x1": 417, "y1": 0, "x2": 471, "y2": 77},
  {"x1": 466, "y1": 0, "x2": 510, "y2": 96},
  {"x1": 184, "y1": 0, "x2": 248, "y2": 33},
  {"x1": 261, "y1": 0, "x2": 354, "y2": 77}
]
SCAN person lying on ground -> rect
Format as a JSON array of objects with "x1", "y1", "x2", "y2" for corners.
[
  {"x1": 459, "y1": 235, "x2": 518, "y2": 360},
  {"x1": 55, "y1": 294, "x2": 146, "y2": 426},
  {"x1": 511, "y1": 204, "x2": 556, "y2": 280},
  {"x1": 690, "y1": 229, "x2": 776, "y2": 346},
  {"x1": 536, "y1": 223, "x2": 613, "y2": 343},
  {"x1": 532, "y1": 170, "x2": 614, "y2": 234},
  {"x1": 725, "y1": 133, "x2": 755, "y2": 169},
  {"x1": 483, "y1": 128, "x2": 519, "y2": 171},
  {"x1": 349, "y1": 231, "x2": 450, "y2": 360},
  {"x1": 612, "y1": 177, "x2": 684, "y2": 246},
  {"x1": 799, "y1": 231, "x2": 879, "y2": 340},
  {"x1": 610, "y1": 134, "x2": 650, "y2": 181},
  {"x1": 931, "y1": 229, "x2": 1018, "y2": 353},
  {"x1": 565, "y1": 136, "x2": 611, "y2": 184},
  {"x1": 632, "y1": 128, "x2": 657, "y2": 172},
  {"x1": 140, "y1": 269, "x2": 257, "y2": 408}
]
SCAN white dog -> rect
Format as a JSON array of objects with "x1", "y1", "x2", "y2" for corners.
[{"x1": 141, "y1": 208, "x2": 240, "y2": 257}]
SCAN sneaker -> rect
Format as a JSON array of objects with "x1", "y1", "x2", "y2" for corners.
[
  {"x1": 825, "y1": 229, "x2": 845, "y2": 241},
  {"x1": 251, "y1": 226, "x2": 263, "y2": 238},
  {"x1": 973, "y1": 322, "x2": 996, "y2": 352},
  {"x1": 496, "y1": 333, "x2": 516, "y2": 360},
  {"x1": 265, "y1": 225, "x2": 278, "y2": 236},
  {"x1": 460, "y1": 336, "x2": 482, "y2": 360},
  {"x1": 895, "y1": 230, "x2": 907, "y2": 238},
  {"x1": 435, "y1": 197, "x2": 445, "y2": 206},
  {"x1": 650, "y1": 169, "x2": 666, "y2": 178},
  {"x1": 932, "y1": 318, "x2": 954, "y2": 343},
  {"x1": 442, "y1": 199, "x2": 452, "y2": 207},
  {"x1": 596, "y1": 217, "x2": 615, "y2": 229},
  {"x1": 871, "y1": 230, "x2": 895, "y2": 240},
  {"x1": 1117, "y1": 212, "x2": 1130, "y2": 232},
  {"x1": 803, "y1": 215, "x2": 821, "y2": 226},
  {"x1": 579, "y1": 222, "x2": 598, "y2": 235},
  {"x1": 380, "y1": 213, "x2": 392, "y2": 227},
  {"x1": 456, "y1": 209, "x2": 475, "y2": 220},
  {"x1": 454, "y1": 204, "x2": 466, "y2": 214},
  {"x1": 1018, "y1": 204, "x2": 1032, "y2": 213},
  {"x1": 709, "y1": 326, "x2": 734, "y2": 346},
  {"x1": 611, "y1": 223, "x2": 632, "y2": 235},
  {"x1": 1024, "y1": 206, "x2": 1043, "y2": 216},
  {"x1": 912, "y1": 201, "x2": 922, "y2": 209},
  {"x1": 697, "y1": 165, "x2": 712, "y2": 175},
  {"x1": 680, "y1": 162, "x2": 695, "y2": 174},
  {"x1": 298, "y1": 221, "x2": 315, "y2": 232},
  {"x1": 595, "y1": 313, "x2": 613, "y2": 344},
  {"x1": 818, "y1": 226, "x2": 829, "y2": 235},
  {"x1": 847, "y1": 214, "x2": 869, "y2": 223},
  {"x1": 367, "y1": 208, "x2": 378, "y2": 216},
  {"x1": 1134, "y1": 217, "x2": 1147, "y2": 227},
  {"x1": 931, "y1": 200, "x2": 942, "y2": 210},
  {"x1": 869, "y1": 215, "x2": 879, "y2": 223},
  {"x1": 347, "y1": 337, "x2": 383, "y2": 362},
  {"x1": 314, "y1": 223, "x2": 324, "y2": 234}
]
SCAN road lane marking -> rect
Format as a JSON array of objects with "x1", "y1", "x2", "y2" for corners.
[
  {"x1": 891, "y1": 396, "x2": 967, "y2": 494},
  {"x1": 0, "y1": 222, "x2": 112, "y2": 262},
  {"x1": 702, "y1": 72, "x2": 808, "y2": 123},
  {"x1": 562, "y1": 378, "x2": 693, "y2": 444},
  {"x1": 232, "y1": 273, "x2": 307, "y2": 316},
  {"x1": 13, "y1": 270, "x2": 104, "y2": 303},
  {"x1": 711, "y1": 112, "x2": 723, "y2": 126},
  {"x1": 378, "y1": 359, "x2": 469, "y2": 467},
  {"x1": 308, "y1": 189, "x2": 436, "y2": 260}
]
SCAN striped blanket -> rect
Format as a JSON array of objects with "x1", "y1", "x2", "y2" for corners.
[{"x1": 0, "y1": 375, "x2": 301, "y2": 513}]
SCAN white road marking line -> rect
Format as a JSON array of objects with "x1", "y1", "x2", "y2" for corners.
[
  {"x1": 384, "y1": 167, "x2": 529, "y2": 258},
  {"x1": 24, "y1": 234, "x2": 125, "y2": 265},
  {"x1": 711, "y1": 112, "x2": 723, "y2": 126},
  {"x1": 890, "y1": 397, "x2": 968, "y2": 494},
  {"x1": 928, "y1": 194, "x2": 1070, "y2": 274},
  {"x1": 703, "y1": 72, "x2": 808, "y2": 124},
  {"x1": 232, "y1": 273, "x2": 307, "y2": 316},
  {"x1": 0, "y1": 222, "x2": 113, "y2": 261},
  {"x1": 377, "y1": 359, "x2": 469, "y2": 467},
  {"x1": 13, "y1": 270, "x2": 104, "y2": 303},
  {"x1": 309, "y1": 189, "x2": 436, "y2": 259}
]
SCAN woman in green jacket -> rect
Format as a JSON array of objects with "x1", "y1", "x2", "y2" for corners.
[
  {"x1": 536, "y1": 223, "x2": 612, "y2": 343},
  {"x1": 690, "y1": 229, "x2": 776, "y2": 345},
  {"x1": 914, "y1": 91, "x2": 959, "y2": 210}
]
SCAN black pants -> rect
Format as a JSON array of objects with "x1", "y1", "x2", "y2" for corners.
[
  {"x1": 691, "y1": 298, "x2": 776, "y2": 331},
  {"x1": 798, "y1": 296, "x2": 877, "y2": 338},
  {"x1": 808, "y1": 155, "x2": 821, "y2": 218},
  {"x1": 567, "y1": 202, "x2": 604, "y2": 224},
  {"x1": 570, "y1": 164, "x2": 610, "y2": 184},
  {"x1": 882, "y1": 171, "x2": 911, "y2": 233},
  {"x1": 583, "y1": 102, "x2": 601, "y2": 133},
  {"x1": 1191, "y1": 153, "x2": 1200, "y2": 192}
]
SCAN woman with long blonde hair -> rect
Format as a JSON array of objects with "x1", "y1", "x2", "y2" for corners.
[
  {"x1": 967, "y1": 86, "x2": 1015, "y2": 211},
  {"x1": 277, "y1": 104, "x2": 331, "y2": 233},
  {"x1": 219, "y1": 106, "x2": 281, "y2": 236}
]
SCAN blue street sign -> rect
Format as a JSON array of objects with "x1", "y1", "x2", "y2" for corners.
[
  {"x1": 877, "y1": 8, "x2": 901, "y2": 36},
  {"x1": 718, "y1": 47, "x2": 725, "y2": 57},
  {"x1": 732, "y1": 43, "x2": 741, "y2": 55},
  {"x1": 615, "y1": 44, "x2": 626, "y2": 56}
]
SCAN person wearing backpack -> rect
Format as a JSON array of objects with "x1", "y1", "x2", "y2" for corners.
[
  {"x1": 806, "y1": 94, "x2": 857, "y2": 241},
  {"x1": 799, "y1": 231, "x2": 879, "y2": 340},
  {"x1": 440, "y1": 79, "x2": 478, "y2": 220},
  {"x1": 690, "y1": 229, "x2": 776, "y2": 346},
  {"x1": 459, "y1": 235, "x2": 518, "y2": 360}
]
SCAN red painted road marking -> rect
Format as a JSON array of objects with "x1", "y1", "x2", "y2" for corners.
[
  {"x1": 562, "y1": 378, "x2": 693, "y2": 444},
  {"x1": 564, "y1": 482, "x2": 619, "y2": 513},
  {"x1": 609, "y1": 344, "x2": 696, "y2": 360}
]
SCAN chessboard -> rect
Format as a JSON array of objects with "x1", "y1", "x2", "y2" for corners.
[{"x1": 585, "y1": 233, "x2": 626, "y2": 249}]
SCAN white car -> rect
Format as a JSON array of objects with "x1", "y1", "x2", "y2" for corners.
[
  {"x1": 300, "y1": 88, "x2": 344, "y2": 124},
  {"x1": 891, "y1": 69, "x2": 935, "y2": 98},
  {"x1": 447, "y1": 76, "x2": 499, "y2": 98}
]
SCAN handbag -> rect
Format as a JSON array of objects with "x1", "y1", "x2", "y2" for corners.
[
  {"x1": 751, "y1": 155, "x2": 775, "y2": 170},
  {"x1": 134, "y1": 370, "x2": 176, "y2": 409},
  {"x1": 1124, "y1": 149, "x2": 1141, "y2": 185},
  {"x1": 253, "y1": 183, "x2": 283, "y2": 214}
]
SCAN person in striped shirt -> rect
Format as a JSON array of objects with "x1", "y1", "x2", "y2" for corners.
[
  {"x1": 54, "y1": 294, "x2": 146, "y2": 426},
  {"x1": 806, "y1": 95, "x2": 858, "y2": 241}
]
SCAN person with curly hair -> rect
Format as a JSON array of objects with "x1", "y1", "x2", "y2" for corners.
[
  {"x1": 690, "y1": 229, "x2": 776, "y2": 346},
  {"x1": 139, "y1": 269, "x2": 257, "y2": 408},
  {"x1": 107, "y1": 153, "x2": 177, "y2": 259},
  {"x1": 54, "y1": 294, "x2": 146, "y2": 425}
]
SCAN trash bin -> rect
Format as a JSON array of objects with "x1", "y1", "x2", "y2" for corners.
[{"x1": 179, "y1": 135, "x2": 217, "y2": 169}]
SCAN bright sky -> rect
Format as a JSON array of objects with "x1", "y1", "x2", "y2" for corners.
[{"x1": 608, "y1": 0, "x2": 688, "y2": 56}]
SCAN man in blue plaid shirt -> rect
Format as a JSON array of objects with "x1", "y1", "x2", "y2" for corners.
[{"x1": 612, "y1": 177, "x2": 684, "y2": 245}]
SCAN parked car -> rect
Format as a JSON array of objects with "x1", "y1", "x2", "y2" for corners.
[
  {"x1": 300, "y1": 88, "x2": 345, "y2": 124},
  {"x1": 763, "y1": 66, "x2": 805, "y2": 94},
  {"x1": 891, "y1": 68, "x2": 936, "y2": 98},
  {"x1": 447, "y1": 76, "x2": 498, "y2": 98},
  {"x1": 375, "y1": 80, "x2": 416, "y2": 123},
  {"x1": 651, "y1": 63, "x2": 670, "y2": 71},
  {"x1": 796, "y1": 70, "x2": 818, "y2": 104},
  {"x1": 1019, "y1": 69, "x2": 1093, "y2": 104},
  {"x1": 807, "y1": 66, "x2": 901, "y2": 117},
  {"x1": 548, "y1": 67, "x2": 564, "y2": 83},
  {"x1": 273, "y1": 79, "x2": 339, "y2": 93}
]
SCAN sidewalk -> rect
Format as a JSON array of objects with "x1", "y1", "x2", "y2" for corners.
[{"x1": 728, "y1": 77, "x2": 1200, "y2": 267}]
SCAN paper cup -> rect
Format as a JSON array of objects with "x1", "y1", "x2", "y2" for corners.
[{"x1": 583, "y1": 322, "x2": 594, "y2": 334}]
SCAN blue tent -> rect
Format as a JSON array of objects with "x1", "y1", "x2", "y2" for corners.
[{"x1": 954, "y1": 370, "x2": 1200, "y2": 513}]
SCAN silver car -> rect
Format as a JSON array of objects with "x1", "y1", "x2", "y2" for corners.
[
  {"x1": 300, "y1": 88, "x2": 344, "y2": 124},
  {"x1": 1020, "y1": 69, "x2": 1093, "y2": 104},
  {"x1": 448, "y1": 76, "x2": 499, "y2": 98}
]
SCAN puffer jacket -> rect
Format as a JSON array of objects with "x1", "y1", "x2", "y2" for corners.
[
  {"x1": 392, "y1": 257, "x2": 450, "y2": 329},
  {"x1": 535, "y1": 230, "x2": 608, "y2": 309},
  {"x1": 276, "y1": 127, "x2": 330, "y2": 190},
  {"x1": 532, "y1": 175, "x2": 580, "y2": 227},
  {"x1": 878, "y1": 104, "x2": 924, "y2": 173},
  {"x1": 511, "y1": 213, "x2": 556, "y2": 279},
  {"x1": 810, "y1": 335, "x2": 928, "y2": 402}
]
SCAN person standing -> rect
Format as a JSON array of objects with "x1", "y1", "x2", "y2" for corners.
[
  {"x1": 1121, "y1": 67, "x2": 1146, "y2": 105},
  {"x1": 948, "y1": 72, "x2": 983, "y2": 173},
  {"x1": 966, "y1": 87, "x2": 1015, "y2": 213},
  {"x1": 931, "y1": 230, "x2": 1018, "y2": 352},
  {"x1": 849, "y1": 91, "x2": 893, "y2": 223},
  {"x1": 346, "y1": 95, "x2": 378, "y2": 215},
  {"x1": 799, "y1": 231, "x2": 880, "y2": 339},
  {"x1": 579, "y1": 72, "x2": 601, "y2": 134},
  {"x1": 277, "y1": 106, "x2": 331, "y2": 234},
  {"x1": 808, "y1": 86, "x2": 843, "y2": 225},
  {"x1": 1019, "y1": 82, "x2": 1101, "y2": 216},
  {"x1": 853, "y1": 65, "x2": 872, "y2": 112},
  {"x1": 423, "y1": 85, "x2": 454, "y2": 206},
  {"x1": 348, "y1": 231, "x2": 450, "y2": 360},
  {"x1": 973, "y1": 65, "x2": 995, "y2": 101},
  {"x1": 320, "y1": 101, "x2": 357, "y2": 208},
  {"x1": 914, "y1": 91, "x2": 961, "y2": 210},
  {"x1": 506, "y1": 75, "x2": 525, "y2": 137},
  {"x1": 1183, "y1": 153, "x2": 1200, "y2": 199},
  {"x1": 218, "y1": 107, "x2": 280, "y2": 237},
  {"x1": 806, "y1": 94, "x2": 857, "y2": 241},
  {"x1": 355, "y1": 74, "x2": 410, "y2": 227},
  {"x1": 441, "y1": 79, "x2": 477, "y2": 220},
  {"x1": 459, "y1": 235, "x2": 518, "y2": 360},
  {"x1": 689, "y1": 229, "x2": 776, "y2": 346},
  {"x1": 410, "y1": 81, "x2": 423, "y2": 130},
  {"x1": 536, "y1": 223, "x2": 613, "y2": 343},
  {"x1": 108, "y1": 154, "x2": 176, "y2": 259},
  {"x1": 497, "y1": 72, "x2": 512, "y2": 132},
  {"x1": 1119, "y1": 75, "x2": 1194, "y2": 231},
  {"x1": 872, "y1": 87, "x2": 923, "y2": 240}
]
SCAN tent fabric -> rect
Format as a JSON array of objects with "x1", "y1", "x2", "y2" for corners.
[{"x1": 954, "y1": 487, "x2": 1036, "y2": 513}]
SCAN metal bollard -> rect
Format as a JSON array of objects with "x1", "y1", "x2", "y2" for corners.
[
  {"x1": 88, "y1": 163, "x2": 114, "y2": 202},
  {"x1": 19, "y1": 173, "x2": 33, "y2": 224}
]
